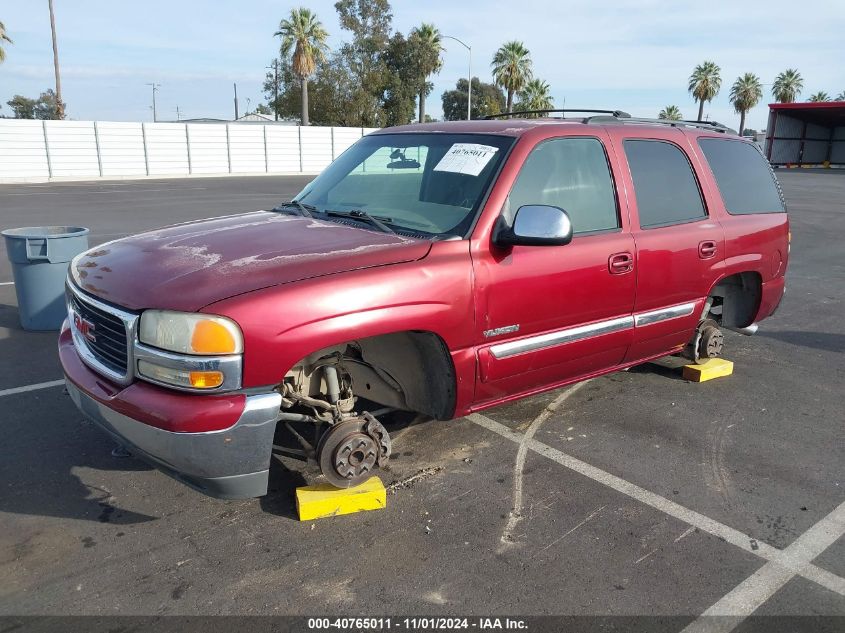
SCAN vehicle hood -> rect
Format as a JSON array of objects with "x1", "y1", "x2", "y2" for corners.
[{"x1": 70, "y1": 211, "x2": 432, "y2": 312}]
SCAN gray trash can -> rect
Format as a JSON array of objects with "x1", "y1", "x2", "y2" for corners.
[{"x1": 2, "y1": 226, "x2": 90, "y2": 331}]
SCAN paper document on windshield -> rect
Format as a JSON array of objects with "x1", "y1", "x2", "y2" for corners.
[{"x1": 433, "y1": 143, "x2": 499, "y2": 177}]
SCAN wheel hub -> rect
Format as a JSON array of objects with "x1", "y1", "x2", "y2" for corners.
[{"x1": 316, "y1": 412, "x2": 392, "y2": 488}]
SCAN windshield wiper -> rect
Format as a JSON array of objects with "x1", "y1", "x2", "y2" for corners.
[
  {"x1": 272, "y1": 200, "x2": 316, "y2": 218},
  {"x1": 325, "y1": 209, "x2": 396, "y2": 234}
]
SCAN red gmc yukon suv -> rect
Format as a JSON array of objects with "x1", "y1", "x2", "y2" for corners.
[{"x1": 60, "y1": 111, "x2": 788, "y2": 498}]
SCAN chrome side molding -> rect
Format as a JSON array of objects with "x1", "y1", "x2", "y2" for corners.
[
  {"x1": 489, "y1": 301, "x2": 700, "y2": 360},
  {"x1": 633, "y1": 302, "x2": 697, "y2": 327},
  {"x1": 490, "y1": 316, "x2": 634, "y2": 359}
]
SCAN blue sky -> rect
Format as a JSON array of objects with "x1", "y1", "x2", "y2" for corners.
[{"x1": 1, "y1": 0, "x2": 843, "y2": 129}]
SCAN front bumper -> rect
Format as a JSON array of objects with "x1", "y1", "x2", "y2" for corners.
[{"x1": 60, "y1": 324, "x2": 282, "y2": 499}]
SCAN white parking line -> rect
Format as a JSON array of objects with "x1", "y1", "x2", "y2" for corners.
[
  {"x1": 0, "y1": 281, "x2": 14, "y2": 286},
  {"x1": 467, "y1": 411, "x2": 845, "y2": 598},
  {"x1": 682, "y1": 500, "x2": 845, "y2": 633},
  {"x1": 0, "y1": 379, "x2": 65, "y2": 398}
]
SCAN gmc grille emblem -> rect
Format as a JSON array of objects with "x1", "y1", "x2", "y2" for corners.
[{"x1": 72, "y1": 311, "x2": 97, "y2": 343}]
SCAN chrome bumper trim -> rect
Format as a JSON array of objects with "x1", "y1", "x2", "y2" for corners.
[{"x1": 66, "y1": 380, "x2": 282, "y2": 499}]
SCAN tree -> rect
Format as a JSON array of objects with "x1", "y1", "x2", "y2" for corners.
[
  {"x1": 0, "y1": 20, "x2": 12, "y2": 63},
  {"x1": 441, "y1": 77, "x2": 504, "y2": 121},
  {"x1": 491, "y1": 41, "x2": 532, "y2": 113},
  {"x1": 409, "y1": 23, "x2": 442, "y2": 123},
  {"x1": 33, "y1": 89, "x2": 63, "y2": 119},
  {"x1": 515, "y1": 78, "x2": 554, "y2": 115},
  {"x1": 808, "y1": 91, "x2": 830, "y2": 102},
  {"x1": 658, "y1": 105, "x2": 683, "y2": 120},
  {"x1": 688, "y1": 60, "x2": 721, "y2": 121},
  {"x1": 730, "y1": 73, "x2": 763, "y2": 137},
  {"x1": 837, "y1": 91, "x2": 845, "y2": 101},
  {"x1": 381, "y1": 33, "x2": 421, "y2": 127},
  {"x1": 5, "y1": 90, "x2": 63, "y2": 119},
  {"x1": 275, "y1": 8, "x2": 329, "y2": 126},
  {"x1": 772, "y1": 69, "x2": 803, "y2": 103},
  {"x1": 6, "y1": 95, "x2": 37, "y2": 119},
  {"x1": 334, "y1": 0, "x2": 393, "y2": 127},
  {"x1": 262, "y1": 55, "x2": 353, "y2": 126}
]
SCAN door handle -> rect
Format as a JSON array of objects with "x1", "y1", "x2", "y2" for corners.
[
  {"x1": 608, "y1": 252, "x2": 634, "y2": 274},
  {"x1": 699, "y1": 240, "x2": 718, "y2": 259}
]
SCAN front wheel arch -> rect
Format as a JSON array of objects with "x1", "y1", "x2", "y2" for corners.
[{"x1": 283, "y1": 330, "x2": 457, "y2": 421}]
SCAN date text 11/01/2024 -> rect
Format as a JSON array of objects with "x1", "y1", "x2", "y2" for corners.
[{"x1": 307, "y1": 617, "x2": 528, "y2": 630}]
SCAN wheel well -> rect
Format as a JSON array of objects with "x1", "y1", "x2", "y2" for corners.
[
  {"x1": 707, "y1": 272, "x2": 762, "y2": 328},
  {"x1": 284, "y1": 331, "x2": 457, "y2": 420}
]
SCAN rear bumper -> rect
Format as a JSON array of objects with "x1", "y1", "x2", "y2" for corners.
[{"x1": 60, "y1": 323, "x2": 282, "y2": 499}]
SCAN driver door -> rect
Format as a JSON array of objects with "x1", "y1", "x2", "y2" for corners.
[{"x1": 471, "y1": 133, "x2": 636, "y2": 404}]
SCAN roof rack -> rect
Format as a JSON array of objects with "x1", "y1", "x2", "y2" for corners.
[
  {"x1": 584, "y1": 115, "x2": 736, "y2": 134},
  {"x1": 483, "y1": 108, "x2": 736, "y2": 134},
  {"x1": 483, "y1": 109, "x2": 631, "y2": 119}
]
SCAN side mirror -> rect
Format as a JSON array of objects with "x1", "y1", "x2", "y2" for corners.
[{"x1": 494, "y1": 205, "x2": 574, "y2": 247}]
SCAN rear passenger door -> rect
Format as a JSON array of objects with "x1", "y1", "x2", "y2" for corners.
[{"x1": 615, "y1": 133, "x2": 725, "y2": 362}]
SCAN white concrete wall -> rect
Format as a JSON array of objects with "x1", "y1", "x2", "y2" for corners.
[{"x1": 0, "y1": 120, "x2": 377, "y2": 182}]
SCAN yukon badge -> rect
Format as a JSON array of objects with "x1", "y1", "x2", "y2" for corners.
[{"x1": 483, "y1": 324, "x2": 520, "y2": 338}]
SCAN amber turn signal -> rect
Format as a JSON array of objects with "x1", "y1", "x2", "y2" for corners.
[
  {"x1": 191, "y1": 320, "x2": 238, "y2": 355},
  {"x1": 189, "y1": 371, "x2": 225, "y2": 389}
]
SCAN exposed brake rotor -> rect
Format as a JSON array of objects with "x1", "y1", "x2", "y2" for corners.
[
  {"x1": 692, "y1": 318, "x2": 724, "y2": 364},
  {"x1": 316, "y1": 412, "x2": 391, "y2": 488}
]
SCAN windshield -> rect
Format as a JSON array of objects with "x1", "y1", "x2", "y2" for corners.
[{"x1": 294, "y1": 133, "x2": 514, "y2": 238}]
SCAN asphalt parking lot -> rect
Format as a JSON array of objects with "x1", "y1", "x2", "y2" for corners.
[{"x1": 0, "y1": 172, "x2": 843, "y2": 629}]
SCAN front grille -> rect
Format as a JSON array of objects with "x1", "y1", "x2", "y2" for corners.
[{"x1": 68, "y1": 291, "x2": 129, "y2": 376}]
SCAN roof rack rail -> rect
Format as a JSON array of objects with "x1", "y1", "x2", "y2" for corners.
[
  {"x1": 481, "y1": 108, "x2": 737, "y2": 134},
  {"x1": 585, "y1": 115, "x2": 736, "y2": 134},
  {"x1": 483, "y1": 109, "x2": 631, "y2": 120}
]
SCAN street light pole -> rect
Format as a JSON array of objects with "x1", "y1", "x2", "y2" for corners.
[
  {"x1": 145, "y1": 83, "x2": 160, "y2": 122},
  {"x1": 442, "y1": 35, "x2": 472, "y2": 120}
]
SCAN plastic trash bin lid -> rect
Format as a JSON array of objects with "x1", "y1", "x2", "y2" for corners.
[{"x1": 1, "y1": 226, "x2": 90, "y2": 239}]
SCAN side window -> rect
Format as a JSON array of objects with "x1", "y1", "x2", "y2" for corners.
[
  {"x1": 507, "y1": 137, "x2": 619, "y2": 235},
  {"x1": 698, "y1": 138, "x2": 785, "y2": 214},
  {"x1": 624, "y1": 139, "x2": 706, "y2": 228}
]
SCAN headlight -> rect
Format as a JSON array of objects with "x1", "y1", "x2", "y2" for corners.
[{"x1": 139, "y1": 311, "x2": 243, "y2": 355}]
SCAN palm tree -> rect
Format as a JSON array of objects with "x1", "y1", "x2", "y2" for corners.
[
  {"x1": 491, "y1": 41, "x2": 533, "y2": 113},
  {"x1": 688, "y1": 61, "x2": 721, "y2": 121},
  {"x1": 274, "y1": 8, "x2": 329, "y2": 126},
  {"x1": 0, "y1": 20, "x2": 12, "y2": 63},
  {"x1": 772, "y1": 69, "x2": 803, "y2": 103},
  {"x1": 808, "y1": 91, "x2": 830, "y2": 102},
  {"x1": 730, "y1": 73, "x2": 763, "y2": 136},
  {"x1": 515, "y1": 79, "x2": 554, "y2": 115},
  {"x1": 410, "y1": 23, "x2": 443, "y2": 123},
  {"x1": 658, "y1": 105, "x2": 682, "y2": 120},
  {"x1": 836, "y1": 91, "x2": 845, "y2": 101}
]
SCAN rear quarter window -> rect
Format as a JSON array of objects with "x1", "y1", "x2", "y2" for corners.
[
  {"x1": 623, "y1": 139, "x2": 707, "y2": 229},
  {"x1": 698, "y1": 138, "x2": 785, "y2": 214}
]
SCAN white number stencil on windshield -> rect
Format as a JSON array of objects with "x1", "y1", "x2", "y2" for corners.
[{"x1": 433, "y1": 143, "x2": 500, "y2": 177}]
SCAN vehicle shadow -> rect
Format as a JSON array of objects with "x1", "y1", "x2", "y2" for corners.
[
  {"x1": 0, "y1": 412, "x2": 159, "y2": 525},
  {"x1": 0, "y1": 301, "x2": 158, "y2": 525},
  {"x1": 759, "y1": 330, "x2": 845, "y2": 353},
  {"x1": 627, "y1": 356, "x2": 690, "y2": 381},
  {"x1": 258, "y1": 459, "x2": 309, "y2": 520}
]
